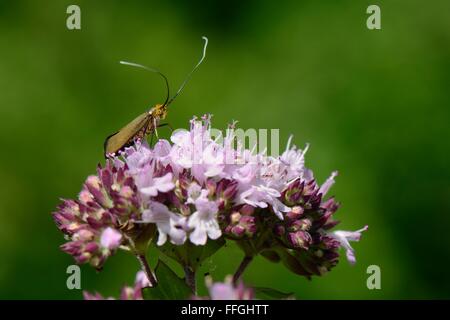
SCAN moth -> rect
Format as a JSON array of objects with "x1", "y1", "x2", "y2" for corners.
[{"x1": 104, "y1": 36, "x2": 208, "y2": 157}]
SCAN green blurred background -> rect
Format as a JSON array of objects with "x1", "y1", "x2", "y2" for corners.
[{"x1": 0, "y1": 0, "x2": 449, "y2": 299}]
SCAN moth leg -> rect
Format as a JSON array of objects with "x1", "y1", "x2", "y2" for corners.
[
  {"x1": 149, "y1": 132, "x2": 154, "y2": 147},
  {"x1": 153, "y1": 118, "x2": 159, "y2": 139},
  {"x1": 158, "y1": 123, "x2": 174, "y2": 132}
]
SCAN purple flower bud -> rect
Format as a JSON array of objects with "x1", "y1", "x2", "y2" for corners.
[
  {"x1": 321, "y1": 235, "x2": 341, "y2": 250},
  {"x1": 240, "y1": 204, "x2": 255, "y2": 215},
  {"x1": 216, "y1": 179, "x2": 226, "y2": 194},
  {"x1": 225, "y1": 213, "x2": 257, "y2": 238},
  {"x1": 179, "y1": 203, "x2": 191, "y2": 216},
  {"x1": 231, "y1": 225, "x2": 246, "y2": 237},
  {"x1": 119, "y1": 185, "x2": 134, "y2": 200},
  {"x1": 240, "y1": 216, "x2": 257, "y2": 236},
  {"x1": 287, "y1": 230, "x2": 312, "y2": 249},
  {"x1": 177, "y1": 174, "x2": 190, "y2": 196},
  {"x1": 76, "y1": 252, "x2": 91, "y2": 264},
  {"x1": 222, "y1": 180, "x2": 238, "y2": 201},
  {"x1": 75, "y1": 229, "x2": 94, "y2": 241},
  {"x1": 217, "y1": 199, "x2": 225, "y2": 211},
  {"x1": 78, "y1": 189, "x2": 93, "y2": 205},
  {"x1": 323, "y1": 251, "x2": 340, "y2": 261},
  {"x1": 85, "y1": 176, "x2": 113, "y2": 209},
  {"x1": 60, "y1": 242, "x2": 77, "y2": 255},
  {"x1": 283, "y1": 180, "x2": 304, "y2": 204},
  {"x1": 274, "y1": 224, "x2": 285, "y2": 236},
  {"x1": 206, "y1": 179, "x2": 216, "y2": 195},
  {"x1": 302, "y1": 180, "x2": 317, "y2": 197},
  {"x1": 98, "y1": 165, "x2": 113, "y2": 190},
  {"x1": 85, "y1": 242, "x2": 99, "y2": 253},
  {"x1": 288, "y1": 218, "x2": 312, "y2": 232},
  {"x1": 285, "y1": 206, "x2": 304, "y2": 221}
]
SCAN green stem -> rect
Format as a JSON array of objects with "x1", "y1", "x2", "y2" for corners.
[
  {"x1": 136, "y1": 254, "x2": 157, "y2": 287},
  {"x1": 233, "y1": 255, "x2": 253, "y2": 285},
  {"x1": 184, "y1": 265, "x2": 196, "y2": 294}
]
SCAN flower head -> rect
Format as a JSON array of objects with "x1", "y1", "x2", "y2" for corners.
[
  {"x1": 53, "y1": 162, "x2": 142, "y2": 268},
  {"x1": 193, "y1": 276, "x2": 254, "y2": 300},
  {"x1": 53, "y1": 115, "x2": 367, "y2": 278},
  {"x1": 331, "y1": 225, "x2": 369, "y2": 264}
]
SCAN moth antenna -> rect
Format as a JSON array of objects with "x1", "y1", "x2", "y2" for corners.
[
  {"x1": 119, "y1": 60, "x2": 170, "y2": 107},
  {"x1": 167, "y1": 36, "x2": 208, "y2": 106}
]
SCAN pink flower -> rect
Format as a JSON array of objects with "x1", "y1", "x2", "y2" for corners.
[
  {"x1": 141, "y1": 202, "x2": 187, "y2": 245},
  {"x1": 319, "y1": 171, "x2": 338, "y2": 196},
  {"x1": 100, "y1": 227, "x2": 122, "y2": 250},
  {"x1": 331, "y1": 225, "x2": 369, "y2": 264},
  {"x1": 239, "y1": 185, "x2": 289, "y2": 220},
  {"x1": 280, "y1": 135, "x2": 309, "y2": 181},
  {"x1": 124, "y1": 140, "x2": 153, "y2": 175},
  {"x1": 138, "y1": 171, "x2": 175, "y2": 197},
  {"x1": 186, "y1": 182, "x2": 204, "y2": 204},
  {"x1": 135, "y1": 270, "x2": 151, "y2": 288},
  {"x1": 204, "y1": 276, "x2": 254, "y2": 300},
  {"x1": 188, "y1": 194, "x2": 221, "y2": 245},
  {"x1": 169, "y1": 118, "x2": 224, "y2": 183}
]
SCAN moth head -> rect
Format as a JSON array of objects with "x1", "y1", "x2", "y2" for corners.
[{"x1": 153, "y1": 103, "x2": 168, "y2": 119}]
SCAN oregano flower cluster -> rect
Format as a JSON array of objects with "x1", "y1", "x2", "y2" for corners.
[{"x1": 53, "y1": 115, "x2": 367, "y2": 299}]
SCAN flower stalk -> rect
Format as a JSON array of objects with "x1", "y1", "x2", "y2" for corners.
[
  {"x1": 184, "y1": 266, "x2": 197, "y2": 294},
  {"x1": 136, "y1": 254, "x2": 157, "y2": 287},
  {"x1": 233, "y1": 255, "x2": 253, "y2": 285}
]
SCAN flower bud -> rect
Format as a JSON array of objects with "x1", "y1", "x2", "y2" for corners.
[
  {"x1": 287, "y1": 230, "x2": 312, "y2": 249},
  {"x1": 288, "y1": 218, "x2": 312, "y2": 232},
  {"x1": 240, "y1": 204, "x2": 255, "y2": 215},
  {"x1": 284, "y1": 180, "x2": 304, "y2": 204},
  {"x1": 223, "y1": 181, "x2": 238, "y2": 201},
  {"x1": 230, "y1": 225, "x2": 246, "y2": 237},
  {"x1": 85, "y1": 242, "x2": 99, "y2": 253},
  {"x1": 230, "y1": 212, "x2": 241, "y2": 224},
  {"x1": 206, "y1": 179, "x2": 216, "y2": 196},
  {"x1": 75, "y1": 229, "x2": 95, "y2": 241},
  {"x1": 285, "y1": 206, "x2": 304, "y2": 221},
  {"x1": 85, "y1": 176, "x2": 113, "y2": 209},
  {"x1": 274, "y1": 224, "x2": 285, "y2": 236}
]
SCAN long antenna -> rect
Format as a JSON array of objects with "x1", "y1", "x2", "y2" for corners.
[
  {"x1": 167, "y1": 36, "x2": 208, "y2": 106},
  {"x1": 119, "y1": 61, "x2": 170, "y2": 107}
]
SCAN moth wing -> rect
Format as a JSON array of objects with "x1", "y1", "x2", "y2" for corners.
[{"x1": 104, "y1": 112, "x2": 150, "y2": 156}]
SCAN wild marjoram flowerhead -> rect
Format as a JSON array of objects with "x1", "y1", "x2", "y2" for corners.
[{"x1": 53, "y1": 115, "x2": 367, "y2": 297}]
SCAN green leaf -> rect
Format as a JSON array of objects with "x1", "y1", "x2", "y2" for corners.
[
  {"x1": 187, "y1": 238, "x2": 225, "y2": 268},
  {"x1": 132, "y1": 224, "x2": 156, "y2": 254},
  {"x1": 253, "y1": 287, "x2": 294, "y2": 300},
  {"x1": 275, "y1": 247, "x2": 313, "y2": 278},
  {"x1": 292, "y1": 250, "x2": 322, "y2": 276},
  {"x1": 142, "y1": 260, "x2": 192, "y2": 300},
  {"x1": 158, "y1": 238, "x2": 225, "y2": 270},
  {"x1": 260, "y1": 249, "x2": 281, "y2": 262}
]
